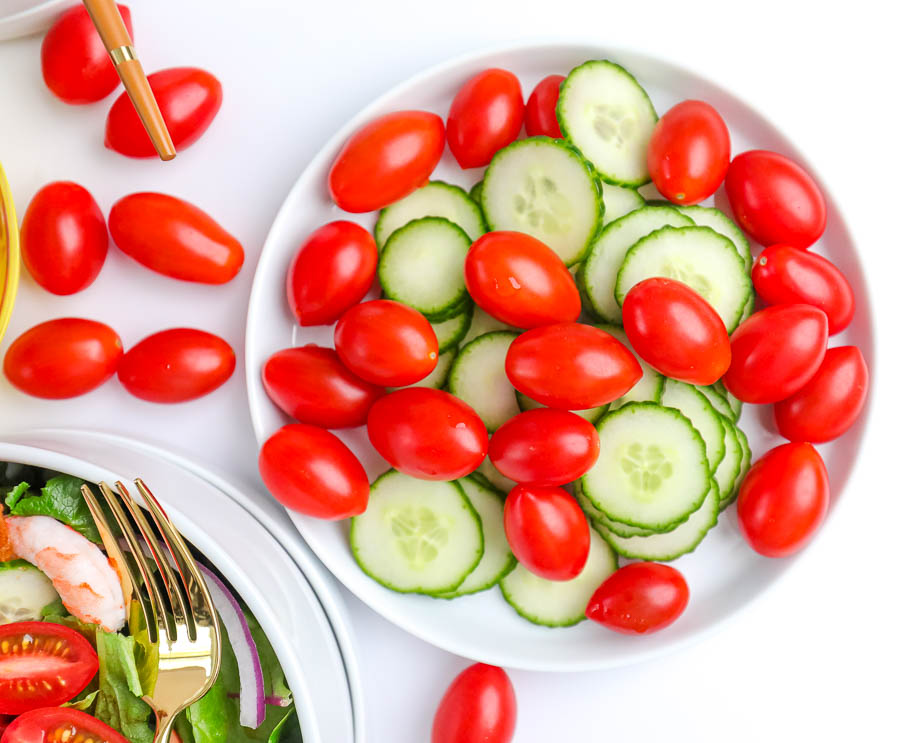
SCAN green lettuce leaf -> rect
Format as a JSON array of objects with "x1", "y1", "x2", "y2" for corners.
[
  {"x1": 268, "y1": 710, "x2": 302, "y2": 742},
  {"x1": 5, "y1": 475, "x2": 101, "y2": 543},
  {"x1": 246, "y1": 612, "x2": 292, "y2": 705},
  {"x1": 186, "y1": 677, "x2": 230, "y2": 743},
  {"x1": 63, "y1": 688, "x2": 99, "y2": 713},
  {"x1": 42, "y1": 601, "x2": 98, "y2": 647},
  {"x1": 95, "y1": 630, "x2": 155, "y2": 743}
]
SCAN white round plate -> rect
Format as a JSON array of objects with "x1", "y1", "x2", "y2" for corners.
[
  {"x1": 245, "y1": 43, "x2": 874, "y2": 671},
  {"x1": 0, "y1": 429, "x2": 358, "y2": 743},
  {"x1": 0, "y1": 0, "x2": 70, "y2": 41}
]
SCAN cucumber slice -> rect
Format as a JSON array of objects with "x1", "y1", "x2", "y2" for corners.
[
  {"x1": 675, "y1": 205, "x2": 752, "y2": 271},
  {"x1": 469, "y1": 180, "x2": 484, "y2": 206},
  {"x1": 476, "y1": 454, "x2": 516, "y2": 493},
  {"x1": 350, "y1": 471, "x2": 483, "y2": 595},
  {"x1": 0, "y1": 560, "x2": 59, "y2": 623},
  {"x1": 391, "y1": 350, "x2": 456, "y2": 391},
  {"x1": 515, "y1": 390, "x2": 608, "y2": 423},
  {"x1": 575, "y1": 481, "x2": 658, "y2": 537},
  {"x1": 713, "y1": 380, "x2": 743, "y2": 421},
  {"x1": 740, "y1": 294, "x2": 755, "y2": 323},
  {"x1": 375, "y1": 181, "x2": 486, "y2": 249},
  {"x1": 593, "y1": 324, "x2": 663, "y2": 410},
  {"x1": 460, "y1": 306, "x2": 516, "y2": 348},
  {"x1": 580, "y1": 206, "x2": 694, "y2": 323},
  {"x1": 601, "y1": 184, "x2": 645, "y2": 226},
  {"x1": 713, "y1": 415, "x2": 743, "y2": 502},
  {"x1": 448, "y1": 331, "x2": 519, "y2": 432},
  {"x1": 660, "y1": 379, "x2": 726, "y2": 472},
  {"x1": 432, "y1": 301, "x2": 473, "y2": 353},
  {"x1": 598, "y1": 480, "x2": 720, "y2": 561},
  {"x1": 721, "y1": 427, "x2": 752, "y2": 511},
  {"x1": 499, "y1": 530, "x2": 617, "y2": 627},
  {"x1": 438, "y1": 477, "x2": 516, "y2": 598},
  {"x1": 481, "y1": 136, "x2": 603, "y2": 265},
  {"x1": 615, "y1": 225, "x2": 752, "y2": 333},
  {"x1": 557, "y1": 60, "x2": 658, "y2": 187},
  {"x1": 379, "y1": 217, "x2": 471, "y2": 322},
  {"x1": 696, "y1": 383, "x2": 733, "y2": 421},
  {"x1": 582, "y1": 402, "x2": 709, "y2": 530}
]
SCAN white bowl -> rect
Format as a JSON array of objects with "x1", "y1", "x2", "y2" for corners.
[
  {"x1": 0, "y1": 0, "x2": 71, "y2": 40},
  {"x1": 0, "y1": 429, "x2": 363, "y2": 743},
  {"x1": 245, "y1": 43, "x2": 874, "y2": 671}
]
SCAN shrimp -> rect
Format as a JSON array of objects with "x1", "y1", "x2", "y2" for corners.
[
  {"x1": 5, "y1": 515, "x2": 126, "y2": 632},
  {"x1": 0, "y1": 512, "x2": 16, "y2": 561}
]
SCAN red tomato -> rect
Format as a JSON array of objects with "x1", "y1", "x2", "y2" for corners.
[
  {"x1": 0, "y1": 622, "x2": 98, "y2": 714},
  {"x1": 447, "y1": 69, "x2": 524, "y2": 168},
  {"x1": 117, "y1": 328, "x2": 235, "y2": 403},
  {"x1": 723, "y1": 305, "x2": 828, "y2": 404},
  {"x1": 489, "y1": 409, "x2": 600, "y2": 486},
  {"x1": 108, "y1": 192, "x2": 243, "y2": 284},
  {"x1": 263, "y1": 346, "x2": 384, "y2": 428},
  {"x1": 506, "y1": 323, "x2": 641, "y2": 409},
  {"x1": 774, "y1": 346, "x2": 868, "y2": 443},
  {"x1": 105, "y1": 67, "x2": 222, "y2": 157},
  {"x1": 41, "y1": 4, "x2": 133, "y2": 104},
  {"x1": 287, "y1": 221, "x2": 377, "y2": 326},
  {"x1": 334, "y1": 300, "x2": 438, "y2": 386},
  {"x1": 503, "y1": 484, "x2": 590, "y2": 580},
  {"x1": 367, "y1": 388, "x2": 488, "y2": 480},
  {"x1": 751, "y1": 244, "x2": 854, "y2": 335},
  {"x1": 725, "y1": 150, "x2": 826, "y2": 248},
  {"x1": 4, "y1": 318, "x2": 122, "y2": 399},
  {"x1": 329, "y1": 111, "x2": 445, "y2": 212},
  {"x1": 432, "y1": 664, "x2": 516, "y2": 743},
  {"x1": 586, "y1": 562, "x2": 689, "y2": 634},
  {"x1": 737, "y1": 442, "x2": 829, "y2": 557},
  {"x1": 0, "y1": 707, "x2": 129, "y2": 743},
  {"x1": 622, "y1": 278, "x2": 731, "y2": 385},
  {"x1": 524, "y1": 74, "x2": 564, "y2": 138},
  {"x1": 464, "y1": 231, "x2": 580, "y2": 328},
  {"x1": 258, "y1": 423, "x2": 369, "y2": 519},
  {"x1": 647, "y1": 100, "x2": 730, "y2": 205},
  {"x1": 20, "y1": 182, "x2": 108, "y2": 295}
]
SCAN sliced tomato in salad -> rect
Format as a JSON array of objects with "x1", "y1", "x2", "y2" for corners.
[
  {"x1": 0, "y1": 622, "x2": 99, "y2": 715},
  {"x1": 0, "y1": 707, "x2": 129, "y2": 743}
]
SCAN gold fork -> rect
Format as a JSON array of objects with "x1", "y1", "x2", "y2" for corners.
[{"x1": 82, "y1": 479, "x2": 222, "y2": 742}]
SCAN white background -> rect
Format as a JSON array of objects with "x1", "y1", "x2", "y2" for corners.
[{"x1": 1, "y1": 1, "x2": 899, "y2": 741}]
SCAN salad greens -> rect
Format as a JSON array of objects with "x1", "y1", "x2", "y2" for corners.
[
  {"x1": 95, "y1": 631, "x2": 156, "y2": 743},
  {"x1": 4, "y1": 473, "x2": 102, "y2": 543}
]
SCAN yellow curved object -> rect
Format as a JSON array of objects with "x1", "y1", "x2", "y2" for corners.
[{"x1": 0, "y1": 162, "x2": 20, "y2": 344}]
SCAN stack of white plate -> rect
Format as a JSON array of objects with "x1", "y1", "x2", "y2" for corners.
[{"x1": 0, "y1": 428, "x2": 365, "y2": 743}]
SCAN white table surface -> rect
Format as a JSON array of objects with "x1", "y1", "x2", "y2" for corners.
[{"x1": 1, "y1": 1, "x2": 898, "y2": 740}]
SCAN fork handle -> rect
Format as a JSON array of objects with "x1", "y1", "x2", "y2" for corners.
[{"x1": 153, "y1": 710, "x2": 177, "y2": 743}]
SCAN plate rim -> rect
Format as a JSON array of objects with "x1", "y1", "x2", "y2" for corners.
[{"x1": 244, "y1": 40, "x2": 875, "y2": 671}]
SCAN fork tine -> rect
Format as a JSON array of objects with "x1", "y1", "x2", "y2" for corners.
[
  {"x1": 135, "y1": 479, "x2": 219, "y2": 648},
  {"x1": 98, "y1": 481, "x2": 176, "y2": 642},
  {"x1": 115, "y1": 481, "x2": 194, "y2": 640}
]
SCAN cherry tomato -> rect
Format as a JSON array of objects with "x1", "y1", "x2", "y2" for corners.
[
  {"x1": 105, "y1": 67, "x2": 222, "y2": 157},
  {"x1": 647, "y1": 100, "x2": 730, "y2": 205},
  {"x1": 622, "y1": 277, "x2": 731, "y2": 385},
  {"x1": 464, "y1": 231, "x2": 580, "y2": 328},
  {"x1": 329, "y1": 111, "x2": 445, "y2": 212},
  {"x1": 524, "y1": 74, "x2": 564, "y2": 138},
  {"x1": 334, "y1": 300, "x2": 438, "y2": 386},
  {"x1": 287, "y1": 221, "x2": 377, "y2": 326},
  {"x1": 723, "y1": 305, "x2": 828, "y2": 404},
  {"x1": 367, "y1": 388, "x2": 488, "y2": 480},
  {"x1": 506, "y1": 323, "x2": 641, "y2": 409},
  {"x1": 41, "y1": 4, "x2": 133, "y2": 104},
  {"x1": 4, "y1": 318, "x2": 122, "y2": 399},
  {"x1": 263, "y1": 346, "x2": 384, "y2": 428},
  {"x1": 737, "y1": 442, "x2": 829, "y2": 557},
  {"x1": 447, "y1": 69, "x2": 524, "y2": 168},
  {"x1": 117, "y1": 328, "x2": 235, "y2": 403},
  {"x1": 108, "y1": 192, "x2": 243, "y2": 284},
  {"x1": 751, "y1": 244, "x2": 854, "y2": 335},
  {"x1": 258, "y1": 423, "x2": 369, "y2": 519},
  {"x1": 725, "y1": 150, "x2": 826, "y2": 248},
  {"x1": 0, "y1": 622, "x2": 98, "y2": 714},
  {"x1": 503, "y1": 484, "x2": 590, "y2": 580},
  {"x1": 586, "y1": 562, "x2": 689, "y2": 634},
  {"x1": 489, "y1": 409, "x2": 599, "y2": 486},
  {"x1": 1, "y1": 707, "x2": 129, "y2": 743},
  {"x1": 432, "y1": 663, "x2": 516, "y2": 743},
  {"x1": 20, "y1": 182, "x2": 108, "y2": 295},
  {"x1": 774, "y1": 346, "x2": 868, "y2": 443}
]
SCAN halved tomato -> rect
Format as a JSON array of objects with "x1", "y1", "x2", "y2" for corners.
[{"x1": 0, "y1": 707, "x2": 128, "y2": 743}]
